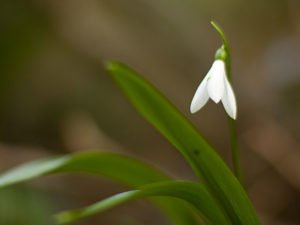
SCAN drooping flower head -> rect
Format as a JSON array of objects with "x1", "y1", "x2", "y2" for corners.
[{"x1": 190, "y1": 47, "x2": 237, "y2": 119}]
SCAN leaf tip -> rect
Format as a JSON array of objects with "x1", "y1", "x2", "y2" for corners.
[
  {"x1": 210, "y1": 20, "x2": 216, "y2": 27},
  {"x1": 104, "y1": 61, "x2": 130, "y2": 81},
  {"x1": 54, "y1": 211, "x2": 75, "y2": 225},
  {"x1": 105, "y1": 60, "x2": 117, "y2": 71}
]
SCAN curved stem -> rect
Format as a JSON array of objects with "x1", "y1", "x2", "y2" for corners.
[{"x1": 211, "y1": 21, "x2": 242, "y2": 182}]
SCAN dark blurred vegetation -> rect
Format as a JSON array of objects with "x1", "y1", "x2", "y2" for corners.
[{"x1": 0, "y1": 0, "x2": 300, "y2": 224}]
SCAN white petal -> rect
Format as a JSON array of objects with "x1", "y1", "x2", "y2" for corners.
[
  {"x1": 190, "y1": 77, "x2": 209, "y2": 113},
  {"x1": 207, "y1": 60, "x2": 226, "y2": 103},
  {"x1": 221, "y1": 77, "x2": 237, "y2": 119}
]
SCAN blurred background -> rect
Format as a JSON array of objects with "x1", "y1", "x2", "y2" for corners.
[{"x1": 1, "y1": 0, "x2": 300, "y2": 224}]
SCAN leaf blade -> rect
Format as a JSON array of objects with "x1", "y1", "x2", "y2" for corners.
[
  {"x1": 0, "y1": 152, "x2": 198, "y2": 225},
  {"x1": 106, "y1": 62, "x2": 261, "y2": 225},
  {"x1": 55, "y1": 181, "x2": 230, "y2": 225}
]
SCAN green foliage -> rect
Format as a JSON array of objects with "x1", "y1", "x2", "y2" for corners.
[
  {"x1": 0, "y1": 60, "x2": 261, "y2": 224},
  {"x1": 56, "y1": 181, "x2": 229, "y2": 225},
  {"x1": 0, "y1": 152, "x2": 199, "y2": 225},
  {"x1": 106, "y1": 62, "x2": 261, "y2": 225}
]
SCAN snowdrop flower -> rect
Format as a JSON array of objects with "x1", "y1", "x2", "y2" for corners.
[{"x1": 190, "y1": 59, "x2": 237, "y2": 119}]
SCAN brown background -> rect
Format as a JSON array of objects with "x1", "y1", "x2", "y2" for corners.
[{"x1": 0, "y1": 0, "x2": 300, "y2": 224}]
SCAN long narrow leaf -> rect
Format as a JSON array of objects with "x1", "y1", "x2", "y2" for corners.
[
  {"x1": 0, "y1": 152, "x2": 198, "y2": 225},
  {"x1": 0, "y1": 153, "x2": 166, "y2": 188},
  {"x1": 56, "y1": 181, "x2": 230, "y2": 225},
  {"x1": 106, "y1": 62, "x2": 261, "y2": 225}
]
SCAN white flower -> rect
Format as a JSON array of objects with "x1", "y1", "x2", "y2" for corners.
[{"x1": 190, "y1": 60, "x2": 237, "y2": 119}]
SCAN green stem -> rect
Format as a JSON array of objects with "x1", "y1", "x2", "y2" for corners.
[
  {"x1": 227, "y1": 117, "x2": 242, "y2": 181},
  {"x1": 211, "y1": 21, "x2": 242, "y2": 182}
]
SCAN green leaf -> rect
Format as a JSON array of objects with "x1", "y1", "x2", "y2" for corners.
[
  {"x1": 106, "y1": 62, "x2": 261, "y2": 225},
  {"x1": 56, "y1": 181, "x2": 229, "y2": 225},
  {"x1": 0, "y1": 152, "x2": 199, "y2": 225}
]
